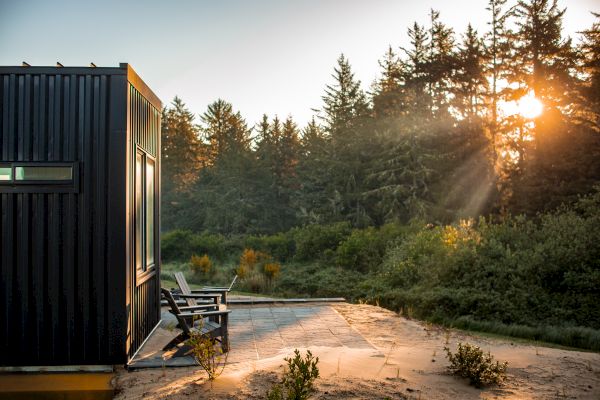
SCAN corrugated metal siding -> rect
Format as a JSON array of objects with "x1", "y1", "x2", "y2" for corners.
[
  {"x1": 127, "y1": 83, "x2": 161, "y2": 359},
  {"x1": 0, "y1": 70, "x2": 128, "y2": 366},
  {"x1": 130, "y1": 85, "x2": 159, "y2": 157}
]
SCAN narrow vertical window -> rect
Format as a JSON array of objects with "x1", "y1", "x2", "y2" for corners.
[
  {"x1": 135, "y1": 151, "x2": 144, "y2": 273},
  {"x1": 145, "y1": 158, "x2": 155, "y2": 267}
]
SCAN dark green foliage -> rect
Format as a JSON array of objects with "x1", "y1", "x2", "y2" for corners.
[
  {"x1": 363, "y1": 190, "x2": 600, "y2": 348},
  {"x1": 161, "y1": 230, "x2": 236, "y2": 262},
  {"x1": 161, "y1": 230, "x2": 196, "y2": 261},
  {"x1": 335, "y1": 227, "x2": 383, "y2": 272},
  {"x1": 244, "y1": 232, "x2": 295, "y2": 262},
  {"x1": 267, "y1": 349, "x2": 320, "y2": 400},
  {"x1": 335, "y1": 223, "x2": 408, "y2": 272},
  {"x1": 276, "y1": 264, "x2": 363, "y2": 299},
  {"x1": 283, "y1": 350, "x2": 320, "y2": 400},
  {"x1": 291, "y1": 222, "x2": 351, "y2": 262},
  {"x1": 444, "y1": 342, "x2": 507, "y2": 387}
]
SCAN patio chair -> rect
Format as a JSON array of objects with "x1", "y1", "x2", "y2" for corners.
[
  {"x1": 161, "y1": 288, "x2": 230, "y2": 352},
  {"x1": 174, "y1": 272, "x2": 237, "y2": 305}
]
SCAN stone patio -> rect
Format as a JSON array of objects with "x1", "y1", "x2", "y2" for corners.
[{"x1": 128, "y1": 303, "x2": 373, "y2": 369}]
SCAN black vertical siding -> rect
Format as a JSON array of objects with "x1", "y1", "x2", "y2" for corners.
[
  {"x1": 0, "y1": 67, "x2": 131, "y2": 366},
  {"x1": 127, "y1": 84, "x2": 161, "y2": 359}
]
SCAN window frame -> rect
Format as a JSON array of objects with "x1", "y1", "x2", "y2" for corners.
[
  {"x1": 0, "y1": 162, "x2": 79, "y2": 193},
  {"x1": 134, "y1": 149, "x2": 157, "y2": 286},
  {"x1": 145, "y1": 156, "x2": 156, "y2": 270}
]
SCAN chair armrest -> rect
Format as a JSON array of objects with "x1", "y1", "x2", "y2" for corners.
[
  {"x1": 178, "y1": 310, "x2": 231, "y2": 318},
  {"x1": 179, "y1": 305, "x2": 218, "y2": 311},
  {"x1": 192, "y1": 288, "x2": 229, "y2": 293},
  {"x1": 178, "y1": 293, "x2": 221, "y2": 299}
]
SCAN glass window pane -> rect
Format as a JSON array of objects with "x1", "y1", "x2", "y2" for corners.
[
  {"x1": 135, "y1": 153, "x2": 144, "y2": 273},
  {"x1": 0, "y1": 166, "x2": 11, "y2": 181},
  {"x1": 15, "y1": 166, "x2": 72, "y2": 181},
  {"x1": 146, "y1": 159, "x2": 155, "y2": 267}
]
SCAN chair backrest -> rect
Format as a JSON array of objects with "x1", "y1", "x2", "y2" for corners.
[
  {"x1": 161, "y1": 288, "x2": 192, "y2": 335},
  {"x1": 228, "y1": 275, "x2": 238, "y2": 291},
  {"x1": 174, "y1": 272, "x2": 196, "y2": 306}
]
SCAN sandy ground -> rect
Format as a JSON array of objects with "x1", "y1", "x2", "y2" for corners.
[{"x1": 114, "y1": 303, "x2": 600, "y2": 399}]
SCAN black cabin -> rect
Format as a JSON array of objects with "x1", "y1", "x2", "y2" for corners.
[{"x1": 0, "y1": 63, "x2": 161, "y2": 367}]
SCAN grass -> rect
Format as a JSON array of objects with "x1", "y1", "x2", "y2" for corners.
[
  {"x1": 441, "y1": 316, "x2": 600, "y2": 352},
  {"x1": 160, "y1": 278, "x2": 278, "y2": 298},
  {"x1": 160, "y1": 260, "x2": 600, "y2": 352}
]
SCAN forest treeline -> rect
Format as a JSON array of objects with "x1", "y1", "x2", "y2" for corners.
[
  {"x1": 161, "y1": 0, "x2": 600, "y2": 235},
  {"x1": 162, "y1": 189, "x2": 600, "y2": 349}
]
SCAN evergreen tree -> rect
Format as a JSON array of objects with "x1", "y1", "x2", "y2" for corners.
[
  {"x1": 507, "y1": 0, "x2": 584, "y2": 213},
  {"x1": 372, "y1": 46, "x2": 405, "y2": 119},
  {"x1": 296, "y1": 118, "x2": 330, "y2": 224},
  {"x1": 427, "y1": 10, "x2": 456, "y2": 119},
  {"x1": 453, "y1": 24, "x2": 487, "y2": 124},
  {"x1": 201, "y1": 99, "x2": 251, "y2": 163},
  {"x1": 578, "y1": 13, "x2": 600, "y2": 129},
  {"x1": 320, "y1": 54, "x2": 370, "y2": 142},
  {"x1": 161, "y1": 97, "x2": 204, "y2": 192},
  {"x1": 401, "y1": 22, "x2": 432, "y2": 121}
]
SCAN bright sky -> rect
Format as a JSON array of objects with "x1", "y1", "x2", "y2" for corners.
[{"x1": 0, "y1": 0, "x2": 597, "y2": 127}]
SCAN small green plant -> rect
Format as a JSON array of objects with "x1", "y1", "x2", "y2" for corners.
[
  {"x1": 187, "y1": 322, "x2": 228, "y2": 387},
  {"x1": 190, "y1": 254, "x2": 212, "y2": 276},
  {"x1": 444, "y1": 342, "x2": 507, "y2": 387},
  {"x1": 266, "y1": 384, "x2": 284, "y2": 400},
  {"x1": 267, "y1": 349, "x2": 320, "y2": 400}
]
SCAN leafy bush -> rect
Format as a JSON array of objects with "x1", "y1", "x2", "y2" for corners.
[
  {"x1": 267, "y1": 349, "x2": 320, "y2": 400},
  {"x1": 335, "y1": 227, "x2": 385, "y2": 272},
  {"x1": 161, "y1": 230, "x2": 196, "y2": 261},
  {"x1": 187, "y1": 326, "x2": 228, "y2": 387},
  {"x1": 190, "y1": 233, "x2": 230, "y2": 261},
  {"x1": 444, "y1": 342, "x2": 507, "y2": 387},
  {"x1": 292, "y1": 222, "x2": 351, "y2": 262},
  {"x1": 162, "y1": 230, "x2": 237, "y2": 262},
  {"x1": 190, "y1": 254, "x2": 213, "y2": 276},
  {"x1": 368, "y1": 193, "x2": 600, "y2": 344},
  {"x1": 245, "y1": 232, "x2": 296, "y2": 261}
]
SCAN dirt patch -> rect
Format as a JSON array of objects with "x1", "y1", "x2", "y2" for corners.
[{"x1": 115, "y1": 303, "x2": 600, "y2": 399}]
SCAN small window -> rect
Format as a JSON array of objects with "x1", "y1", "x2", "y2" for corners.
[
  {"x1": 0, "y1": 165, "x2": 11, "y2": 181},
  {"x1": 0, "y1": 162, "x2": 78, "y2": 193},
  {"x1": 15, "y1": 166, "x2": 72, "y2": 181}
]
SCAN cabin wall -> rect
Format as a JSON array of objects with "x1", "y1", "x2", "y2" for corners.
[
  {"x1": 126, "y1": 82, "x2": 161, "y2": 359},
  {"x1": 0, "y1": 69, "x2": 129, "y2": 366}
]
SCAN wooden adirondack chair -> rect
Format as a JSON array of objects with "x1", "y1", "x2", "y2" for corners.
[
  {"x1": 174, "y1": 272, "x2": 237, "y2": 305},
  {"x1": 161, "y1": 288, "x2": 230, "y2": 352},
  {"x1": 200, "y1": 275, "x2": 238, "y2": 304},
  {"x1": 173, "y1": 272, "x2": 222, "y2": 307}
]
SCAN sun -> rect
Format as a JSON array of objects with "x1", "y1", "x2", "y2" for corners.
[{"x1": 517, "y1": 92, "x2": 543, "y2": 119}]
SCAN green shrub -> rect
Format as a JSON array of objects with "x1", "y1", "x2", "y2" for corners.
[
  {"x1": 161, "y1": 229, "x2": 196, "y2": 261},
  {"x1": 187, "y1": 325, "x2": 227, "y2": 387},
  {"x1": 245, "y1": 232, "x2": 295, "y2": 261},
  {"x1": 190, "y1": 233, "x2": 230, "y2": 261},
  {"x1": 267, "y1": 349, "x2": 320, "y2": 400},
  {"x1": 292, "y1": 222, "x2": 351, "y2": 262},
  {"x1": 335, "y1": 227, "x2": 384, "y2": 272},
  {"x1": 161, "y1": 230, "x2": 236, "y2": 262},
  {"x1": 444, "y1": 342, "x2": 507, "y2": 387}
]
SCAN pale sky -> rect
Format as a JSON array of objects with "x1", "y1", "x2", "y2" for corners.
[{"x1": 0, "y1": 0, "x2": 597, "y2": 127}]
